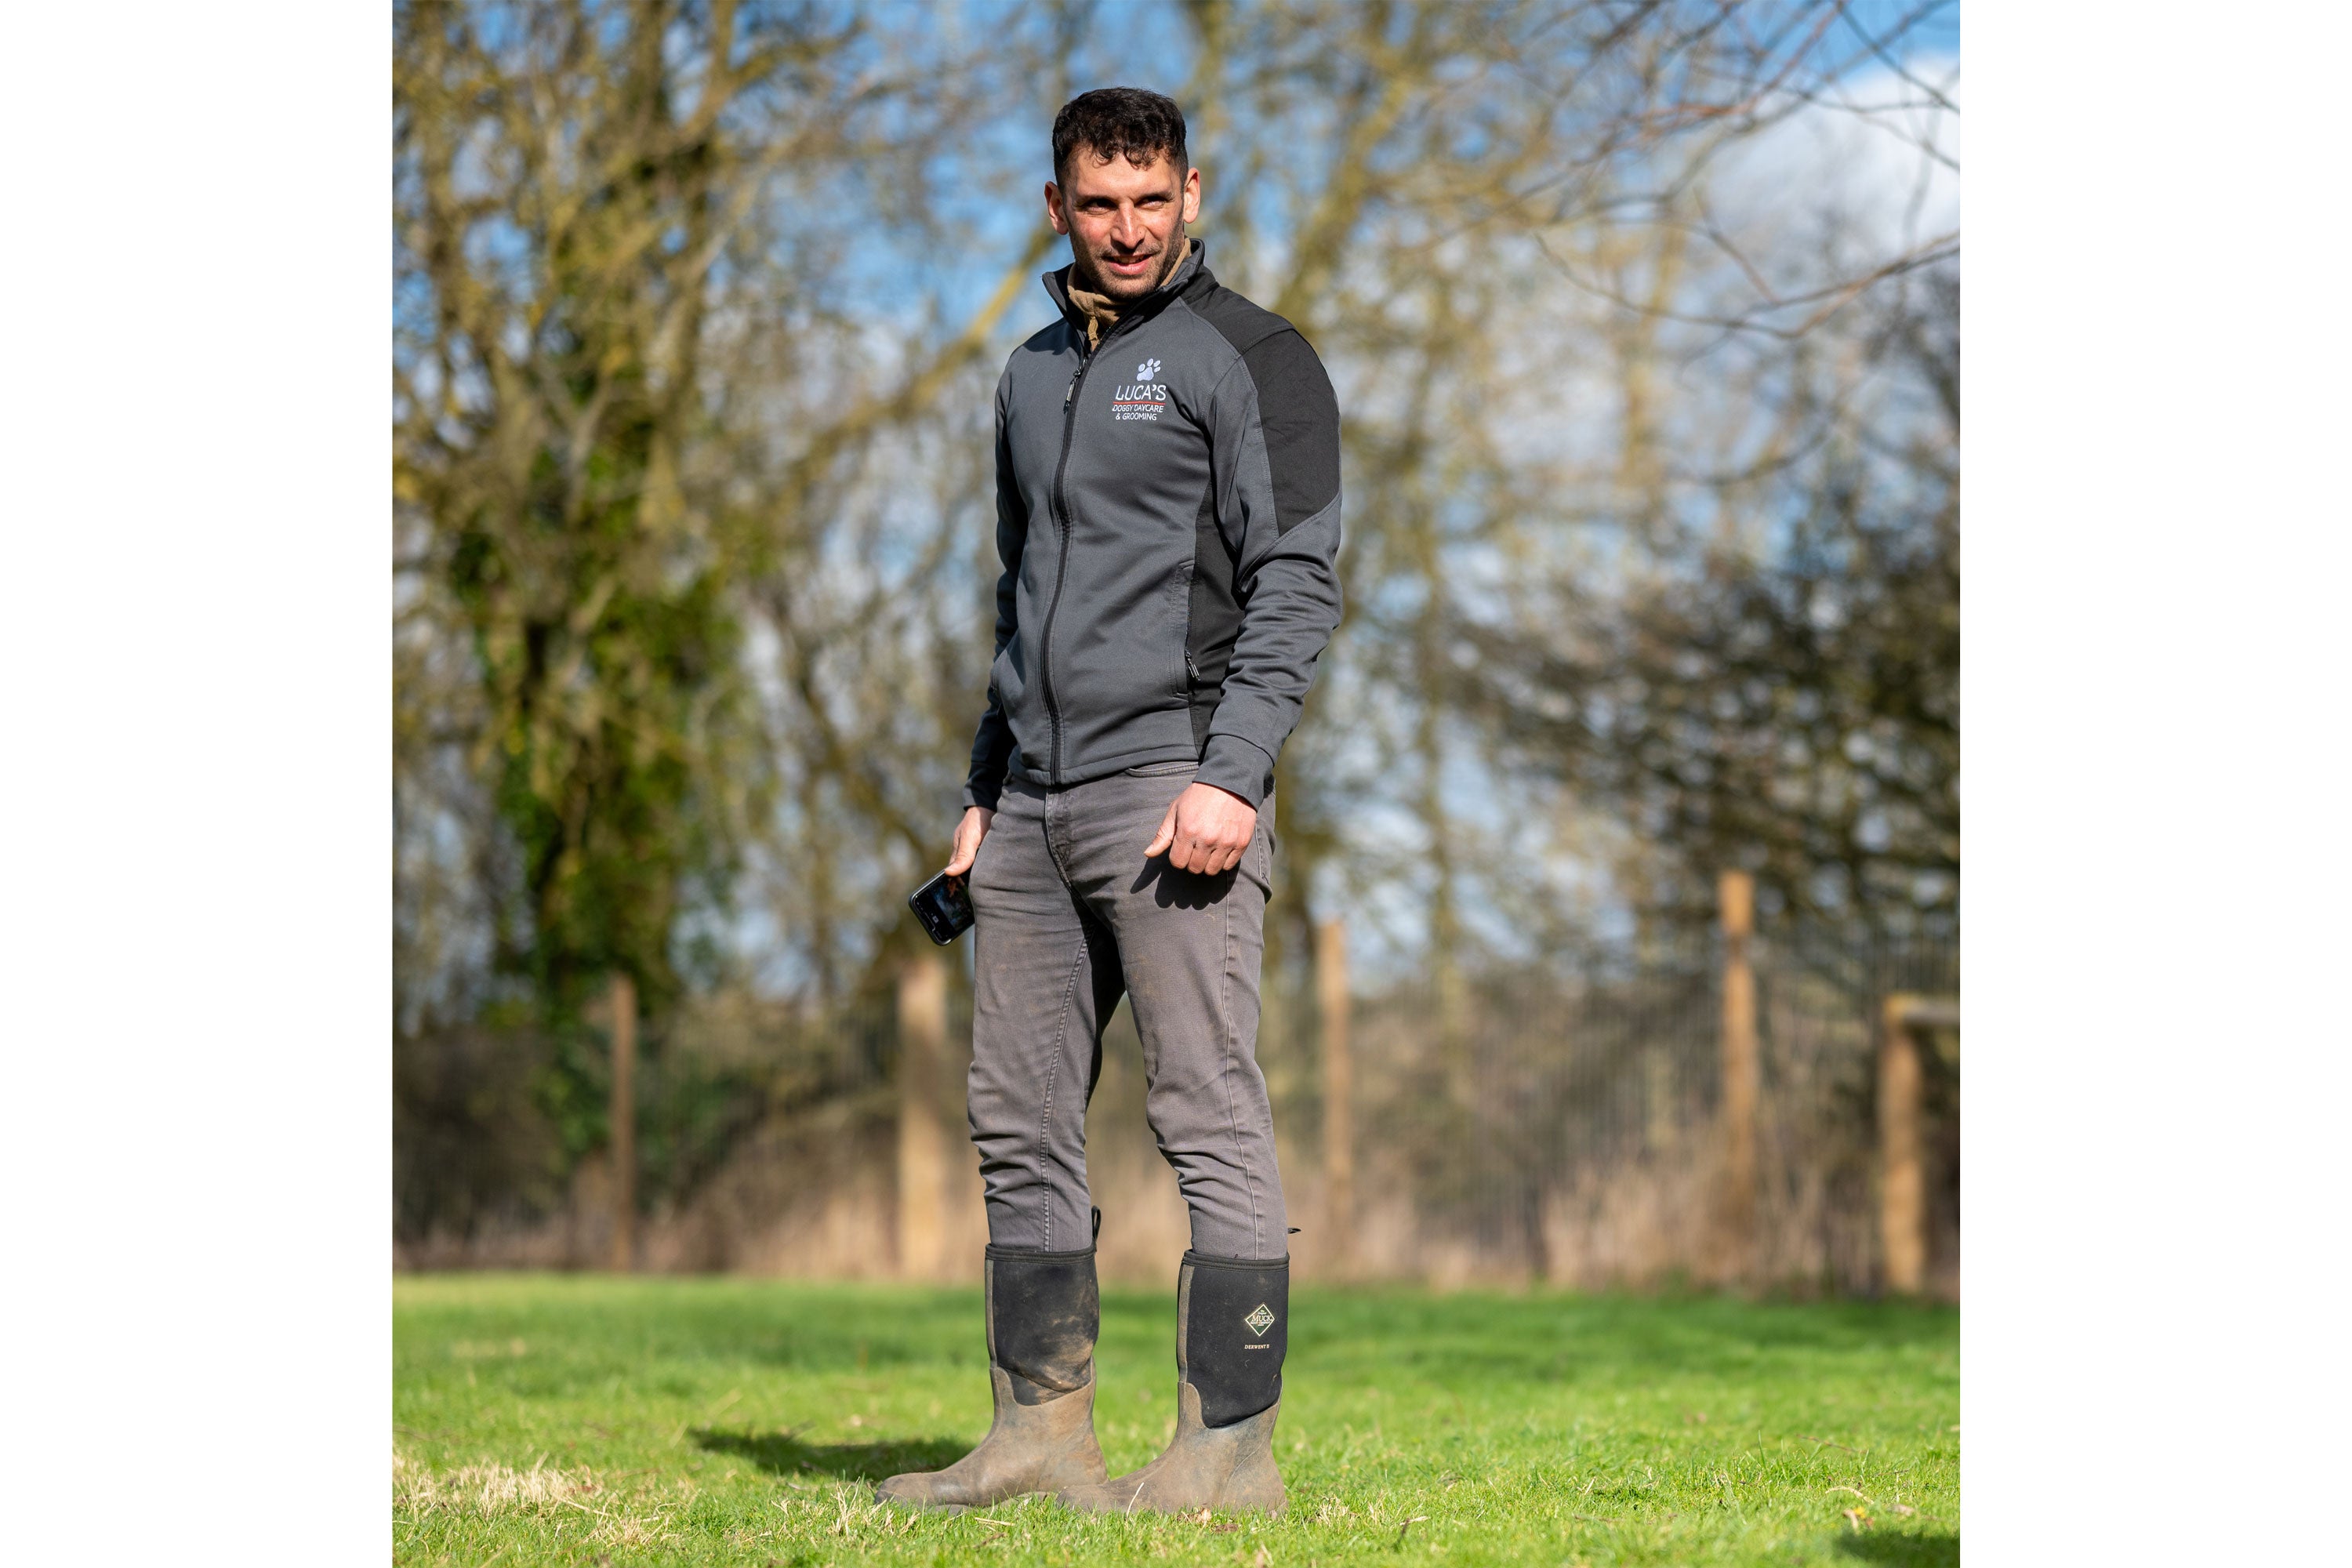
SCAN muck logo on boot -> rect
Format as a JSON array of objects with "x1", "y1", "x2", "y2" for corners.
[{"x1": 1243, "y1": 1303, "x2": 1276, "y2": 1337}]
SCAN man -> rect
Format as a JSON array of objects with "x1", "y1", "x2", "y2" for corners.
[{"x1": 877, "y1": 87, "x2": 1341, "y2": 1518}]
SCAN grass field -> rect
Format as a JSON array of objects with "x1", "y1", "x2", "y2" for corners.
[{"x1": 393, "y1": 1275, "x2": 1957, "y2": 1566}]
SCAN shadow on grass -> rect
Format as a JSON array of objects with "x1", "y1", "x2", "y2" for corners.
[
  {"x1": 692, "y1": 1427, "x2": 967, "y2": 1483},
  {"x1": 1833, "y1": 1533, "x2": 1958, "y2": 1566}
]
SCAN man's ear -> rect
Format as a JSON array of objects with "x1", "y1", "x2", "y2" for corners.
[
  {"x1": 1181, "y1": 167, "x2": 1201, "y2": 226},
  {"x1": 1044, "y1": 180, "x2": 1069, "y2": 236}
]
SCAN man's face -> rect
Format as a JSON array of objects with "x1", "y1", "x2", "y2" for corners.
[{"x1": 1045, "y1": 148, "x2": 1202, "y2": 302}]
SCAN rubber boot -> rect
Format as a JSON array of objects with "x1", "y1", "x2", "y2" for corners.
[
  {"x1": 1056, "y1": 1252, "x2": 1288, "y2": 1516},
  {"x1": 877, "y1": 1243, "x2": 1109, "y2": 1511}
]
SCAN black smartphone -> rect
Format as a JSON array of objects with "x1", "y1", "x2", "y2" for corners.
[{"x1": 908, "y1": 869, "x2": 975, "y2": 945}]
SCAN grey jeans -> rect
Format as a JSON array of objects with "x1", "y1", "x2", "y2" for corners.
[{"x1": 965, "y1": 761, "x2": 1287, "y2": 1259}]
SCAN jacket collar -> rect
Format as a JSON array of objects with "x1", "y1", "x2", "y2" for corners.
[{"x1": 1043, "y1": 239, "x2": 1208, "y2": 343}]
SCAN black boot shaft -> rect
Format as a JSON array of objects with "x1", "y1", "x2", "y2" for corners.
[
  {"x1": 985, "y1": 1243, "x2": 1100, "y2": 1404},
  {"x1": 1178, "y1": 1251, "x2": 1288, "y2": 1428}
]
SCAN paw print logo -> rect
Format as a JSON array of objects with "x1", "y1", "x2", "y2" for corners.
[{"x1": 1136, "y1": 358, "x2": 1161, "y2": 381}]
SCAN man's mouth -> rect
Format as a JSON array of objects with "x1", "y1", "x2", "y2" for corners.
[{"x1": 1099, "y1": 251, "x2": 1157, "y2": 280}]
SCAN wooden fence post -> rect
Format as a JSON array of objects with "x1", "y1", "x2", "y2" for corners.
[
  {"x1": 1717, "y1": 871, "x2": 1759, "y2": 1280},
  {"x1": 608, "y1": 971, "x2": 637, "y2": 1274},
  {"x1": 1315, "y1": 916, "x2": 1356, "y2": 1269},
  {"x1": 897, "y1": 949, "x2": 950, "y2": 1281},
  {"x1": 1879, "y1": 994, "x2": 1927, "y2": 1295}
]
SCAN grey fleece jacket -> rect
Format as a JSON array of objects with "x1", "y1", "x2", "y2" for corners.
[{"x1": 964, "y1": 242, "x2": 1343, "y2": 811}]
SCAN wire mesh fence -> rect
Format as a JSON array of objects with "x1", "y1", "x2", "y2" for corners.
[{"x1": 1235, "y1": 918, "x2": 1956, "y2": 1294}]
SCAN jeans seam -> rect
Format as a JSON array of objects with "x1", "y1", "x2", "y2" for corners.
[
  {"x1": 1216, "y1": 868, "x2": 1266, "y2": 1255},
  {"x1": 1036, "y1": 932, "x2": 1088, "y2": 1252}
]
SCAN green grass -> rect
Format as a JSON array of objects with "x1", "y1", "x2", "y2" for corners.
[{"x1": 394, "y1": 1274, "x2": 1956, "y2": 1566}]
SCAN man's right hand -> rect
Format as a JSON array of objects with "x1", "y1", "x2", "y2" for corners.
[{"x1": 945, "y1": 805, "x2": 994, "y2": 876}]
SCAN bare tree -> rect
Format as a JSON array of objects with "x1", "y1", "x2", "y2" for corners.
[
  {"x1": 393, "y1": 0, "x2": 1063, "y2": 1231},
  {"x1": 1463, "y1": 273, "x2": 1959, "y2": 931}
]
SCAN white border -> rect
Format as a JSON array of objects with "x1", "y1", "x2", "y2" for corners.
[
  {"x1": 1969, "y1": 3, "x2": 2350, "y2": 1559},
  {"x1": 0, "y1": 5, "x2": 387, "y2": 1563}
]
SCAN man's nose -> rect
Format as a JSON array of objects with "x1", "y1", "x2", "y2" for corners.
[{"x1": 1110, "y1": 207, "x2": 1145, "y2": 249}]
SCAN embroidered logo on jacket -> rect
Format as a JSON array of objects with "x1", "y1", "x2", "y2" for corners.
[{"x1": 1115, "y1": 358, "x2": 1170, "y2": 422}]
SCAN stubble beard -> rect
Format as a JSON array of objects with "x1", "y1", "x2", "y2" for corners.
[{"x1": 1081, "y1": 218, "x2": 1189, "y2": 303}]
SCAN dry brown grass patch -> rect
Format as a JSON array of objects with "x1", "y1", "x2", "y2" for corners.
[{"x1": 392, "y1": 1452, "x2": 601, "y2": 1515}]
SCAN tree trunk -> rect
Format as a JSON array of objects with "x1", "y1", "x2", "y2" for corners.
[
  {"x1": 608, "y1": 972, "x2": 637, "y2": 1273},
  {"x1": 1315, "y1": 916, "x2": 1356, "y2": 1271},
  {"x1": 1716, "y1": 872, "x2": 1758, "y2": 1283},
  {"x1": 896, "y1": 949, "x2": 951, "y2": 1281},
  {"x1": 1879, "y1": 995, "x2": 1926, "y2": 1294}
]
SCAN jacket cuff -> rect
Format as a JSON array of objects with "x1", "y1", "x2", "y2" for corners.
[
  {"x1": 961, "y1": 777, "x2": 1003, "y2": 812},
  {"x1": 1196, "y1": 733, "x2": 1276, "y2": 809}
]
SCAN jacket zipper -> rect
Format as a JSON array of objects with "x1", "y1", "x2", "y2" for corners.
[{"x1": 1040, "y1": 310, "x2": 1145, "y2": 782}]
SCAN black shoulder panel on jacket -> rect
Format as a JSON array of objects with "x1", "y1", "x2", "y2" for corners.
[
  {"x1": 1240, "y1": 330, "x2": 1341, "y2": 533},
  {"x1": 1184, "y1": 274, "x2": 1291, "y2": 356},
  {"x1": 1186, "y1": 281, "x2": 1341, "y2": 534}
]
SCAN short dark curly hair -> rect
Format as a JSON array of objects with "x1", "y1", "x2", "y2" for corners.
[{"x1": 1051, "y1": 87, "x2": 1189, "y2": 184}]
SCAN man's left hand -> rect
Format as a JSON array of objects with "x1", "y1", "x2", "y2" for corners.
[{"x1": 1145, "y1": 782, "x2": 1258, "y2": 876}]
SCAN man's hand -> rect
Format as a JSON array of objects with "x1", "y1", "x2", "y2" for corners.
[
  {"x1": 946, "y1": 805, "x2": 994, "y2": 876},
  {"x1": 1145, "y1": 782, "x2": 1258, "y2": 876}
]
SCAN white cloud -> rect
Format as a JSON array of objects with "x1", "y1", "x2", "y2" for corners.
[{"x1": 1705, "y1": 55, "x2": 1961, "y2": 289}]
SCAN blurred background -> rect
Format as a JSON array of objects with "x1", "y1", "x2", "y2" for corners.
[{"x1": 393, "y1": 0, "x2": 1958, "y2": 1298}]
